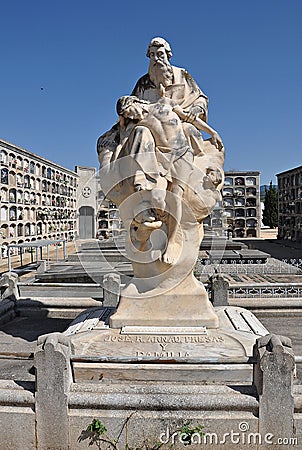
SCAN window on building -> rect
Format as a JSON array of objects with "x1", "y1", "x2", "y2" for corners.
[
  {"x1": 246, "y1": 208, "x2": 257, "y2": 217},
  {"x1": 1, "y1": 188, "x2": 8, "y2": 202},
  {"x1": 222, "y1": 188, "x2": 233, "y2": 196},
  {"x1": 235, "y1": 208, "x2": 245, "y2": 217},
  {"x1": 17, "y1": 224, "x2": 23, "y2": 237},
  {"x1": 9, "y1": 206, "x2": 17, "y2": 221},
  {"x1": 234, "y1": 197, "x2": 245, "y2": 206},
  {"x1": 246, "y1": 187, "x2": 256, "y2": 196},
  {"x1": 246, "y1": 177, "x2": 256, "y2": 185},
  {"x1": 24, "y1": 175, "x2": 30, "y2": 188},
  {"x1": 224, "y1": 177, "x2": 233, "y2": 186},
  {"x1": 0, "y1": 150, "x2": 8, "y2": 164},
  {"x1": 235, "y1": 177, "x2": 244, "y2": 185},
  {"x1": 9, "y1": 189, "x2": 16, "y2": 203},
  {"x1": 1, "y1": 168, "x2": 8, "y2": 184},
  {"x1": 234, "y1": 187, "x2": 245, "y2": 197},
  {"x1": 1, "y1": 206, "x2": 8, "y2": 221}
]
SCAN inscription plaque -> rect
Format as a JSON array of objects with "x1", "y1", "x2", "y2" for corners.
[{"x1": 121, "y1": 326, "x2": 207, "y2": 335}]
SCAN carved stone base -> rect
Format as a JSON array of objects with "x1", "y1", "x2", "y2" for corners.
[
  {"x1": 109, "y1": 271, "x2": 219, "y2": 328},
  {"x1": 67, "y1": 306, "x2": 269, "y2": 384}
]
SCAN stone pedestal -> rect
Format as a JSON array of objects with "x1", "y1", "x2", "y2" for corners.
[
  {"x1": 67, "y1": 306, "x2": 268, "y2": 385},
  {"x1": 110, "y1": 271, "x2": 219, "y2": 328}
]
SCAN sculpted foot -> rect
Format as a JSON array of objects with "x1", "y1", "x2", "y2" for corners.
[
  {"x1": 161, "y1": 243, "x2": 179, "y2": 265},
  {"x1": 135, "y1": 210, "x2": 156, "y2": 224},
  {"x1": 143, "y1": 220, "x2": 162, "y2": 229}
]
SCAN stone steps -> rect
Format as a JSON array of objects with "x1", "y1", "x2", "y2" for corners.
[
  {"x1": 32, "y1": 265, "x2": 133, "y2": 284},
  {"x1": 15, "y1": 296, "x2": 102, "y2": 319},
  {"x1": 18, "y1": 282, "x2": 103, "y2": 298},
  {"x1": 68, "y1": 251, "x2": 128, "y2": 263}
]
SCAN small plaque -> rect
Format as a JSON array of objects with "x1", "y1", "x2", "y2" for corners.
[{"x1": 121, "y1": 326, "x2": 207, "y2": 335}]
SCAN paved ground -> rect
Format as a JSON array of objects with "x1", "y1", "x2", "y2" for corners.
[
  {"x1": 255, "y1": 313, "x2": 302, "y2": 355},
  {"x1": 237, "y1": 230, "x2": 302, "y2": 261},
  {"x1": 255, "y1": 313, "x2": 302, "y2": 383},
  {"x1": 0, "y1": 316, "x2": 72, "y2": 381}
]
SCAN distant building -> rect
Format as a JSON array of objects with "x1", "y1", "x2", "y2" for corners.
[
  {"x1": 277, "y1": 166, "x2": 302, "y2": 242},
  {"x1": 0, "y1": 139, "x2": 78, "y2": 258},
  {"x1": 204, "y1": 171, "x2": 261, "y2": 238},
  {"x1": 75, "y1": 167, "x2": 125, "y2": 240},
  {"x1": 75, "y1": 166, "x2": 98, "y2": 240},
  {"x1": 96, "y1": 188, "x2": 124, "y2": 240}
]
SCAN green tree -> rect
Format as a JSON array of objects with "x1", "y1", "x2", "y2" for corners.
[{"x1": 262, "y1": 181, "x2": 278, "y2": 228}]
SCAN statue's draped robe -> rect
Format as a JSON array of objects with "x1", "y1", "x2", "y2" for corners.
[
  {"x1": 116, "y1": 66, "x2": 209, "y2": 189},
  {"x1": 97, "y1": 65, "x2": 223, "y2": 224},
  {"x1": 132, "y1": 66, "x2": 208, "y2": 119}
]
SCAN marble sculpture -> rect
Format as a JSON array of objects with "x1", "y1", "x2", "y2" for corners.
[{"x1": 97, "y1": 37, "x2": 224, "y2": 328}]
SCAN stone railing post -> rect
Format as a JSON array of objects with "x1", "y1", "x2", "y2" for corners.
[
  {"x1": 210, "y1": 273, "x2": 229, "y2": 306},
  {"x1": 35, "y1": 333, "x2": 72, "y2": 450},
  {"x1": 103, "y1": 272, "x2": 121, "y2": 307},
  {"x1": 253, "y1": 334, "x2": 296, "y2": 447},
  {"x1": 0, "y1": 271, "x2": 19, "y2": 300},
  {"x1": 36, "y1": 260, "x2": 47, "y2": 273}
]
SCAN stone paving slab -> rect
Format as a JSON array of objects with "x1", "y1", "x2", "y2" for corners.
[
  {"x1": 0, "y1": 316, "x2": 72, "y2": 381},
  {"x1": 241, "y1": 237, "x2": 302, "y2": 260},
  {"x1": 238, "y1": 249, "x2": 271, "y2": 258}
]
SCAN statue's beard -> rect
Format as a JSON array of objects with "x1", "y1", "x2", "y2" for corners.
[{"x1": 148, "y1": 61, "x2": 173, "y2": 88}]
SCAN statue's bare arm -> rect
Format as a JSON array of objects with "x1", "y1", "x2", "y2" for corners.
[{"x1": 172, "y1": 105, "x2": 223, "y2": 150}]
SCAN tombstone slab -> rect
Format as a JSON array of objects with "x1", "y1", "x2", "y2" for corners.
[{"x1": 67, "y1": 306, "x2": 268, "y2": 384}]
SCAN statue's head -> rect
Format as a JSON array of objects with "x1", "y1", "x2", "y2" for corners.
[{"x1": 146, "y1": 37, "x2": 172, "y2": 60}]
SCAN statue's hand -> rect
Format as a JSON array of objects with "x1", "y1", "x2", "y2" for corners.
[
  {"x1": 99, "y1": 137, "x2": 114, "y2": 148},
  {"x1": 97, "y1": 128, "x2": 118, "y2": 151},
  {"x1": 186, "y1": 105, "x2": 205, "y2": 123},
  {"x1": 121, "y1": 103, "x2": 146, "y2": 121},
  {"x1": 211, "y1": 132, "x2": 223, "y2": 151},
  {"x1": 117, "y1": 95, "x2": 149, "y2": 121}
]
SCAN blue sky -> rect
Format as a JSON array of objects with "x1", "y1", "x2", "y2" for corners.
[{"x1": 1, "y1": 0, "x2": 301, "y2": 185}]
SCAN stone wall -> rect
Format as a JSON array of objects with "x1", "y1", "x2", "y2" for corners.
[{"x1": 0, "y1": 331, "x2": 301, "y2": 449}]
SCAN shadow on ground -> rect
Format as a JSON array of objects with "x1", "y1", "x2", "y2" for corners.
[{"x1": 0, "y1": 316, "x2": 72, "y2": 342}]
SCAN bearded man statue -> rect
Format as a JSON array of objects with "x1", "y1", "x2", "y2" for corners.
[{"x1": 97, "y1": 37, "x2": 224, "y2": 328}]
